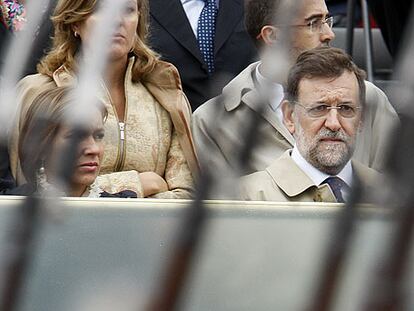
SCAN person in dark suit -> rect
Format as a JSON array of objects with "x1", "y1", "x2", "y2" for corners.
[{"x1": 148, "y1": 0, "x2": 258, "y2": 111}]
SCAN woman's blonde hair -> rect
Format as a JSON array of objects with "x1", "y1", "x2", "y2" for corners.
[{"x1": 37, "y1": 0, "x2": 159, "y2": 82}]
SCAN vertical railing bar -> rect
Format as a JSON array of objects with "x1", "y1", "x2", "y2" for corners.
[
  {"x1": 346, "y1": 0, "x2": 357, "y2": 56},
  {"x1": 361, "y1": 0, "x2": 375, "y2": 82}
]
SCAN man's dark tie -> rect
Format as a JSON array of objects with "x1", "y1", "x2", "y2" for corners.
[
  {"x1": 197, "y1": 0, "x2": 218, "y2": 75},
  {"x1": 323, "y1": 177, "x2": 348, "y2": 203}
]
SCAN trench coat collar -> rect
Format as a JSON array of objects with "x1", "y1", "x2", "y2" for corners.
[
  {"x1": 266, "y1": 151, "x2": 372, "y2": 199},
  {"x1": 222, "y1": 61, "x2": 294, "y2": 145},
  {"x1": 265, "y1": 150, "x2": 317, "y2": 197}
]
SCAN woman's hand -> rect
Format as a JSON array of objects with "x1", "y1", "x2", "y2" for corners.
[{"x1": 139, "y1": 172, "x2": 168, "y2": 197}]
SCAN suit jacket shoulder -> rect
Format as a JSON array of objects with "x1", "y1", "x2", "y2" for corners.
[{"x1": 149, "y1": 0, "x2": 257, "y2": 109}]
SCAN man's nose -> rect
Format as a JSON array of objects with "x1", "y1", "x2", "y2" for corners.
[
  {"x1": 320, "y1": 23, "x2": 335, "y2": 45},
  {"x1": 324, "y1": 108, "x2": 342, "y2": 132}
]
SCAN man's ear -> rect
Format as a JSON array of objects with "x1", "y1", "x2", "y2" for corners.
[
  {"x1": 259, "y1": 25, "x2": 279, "y2": 46},
  {"x1": 281, "y1": 100, "x2": 296, "y2": 135}
]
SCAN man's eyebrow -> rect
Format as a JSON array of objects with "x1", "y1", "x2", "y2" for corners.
[{"x1": 304, "y1": 14, "x2": 325, "y2": 22}]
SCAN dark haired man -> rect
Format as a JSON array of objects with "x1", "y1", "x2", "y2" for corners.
[
  {"x1": 241, "y1": 47, "x2": 379, "y2": 202},
  {"x1": 192, "y1": 0, "x2": 398, "y2": 180}
]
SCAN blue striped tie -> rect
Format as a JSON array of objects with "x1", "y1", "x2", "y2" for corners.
[
  {"x1": 197, "y1": 0, "x2": 218, "y2": 75},
  {"x1": 323, "y1": 177, "x2": 348, "y2": 203}
]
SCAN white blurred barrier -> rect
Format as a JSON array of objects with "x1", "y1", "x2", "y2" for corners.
[{"x1": 0, "y1": 198, "x2": 411, "y2": 311}]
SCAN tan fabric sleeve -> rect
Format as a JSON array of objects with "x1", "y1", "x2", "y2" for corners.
[
  {"x1": 94, "y1": 170, "x2": 144, "y2": 197},
  {"x1": 151, "y1": 128, "x2": 194, "y2": 199}
]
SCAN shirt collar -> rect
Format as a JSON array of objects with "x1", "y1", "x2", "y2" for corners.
[
  {"x1": 180, "y1": 0, "x2": 219, "y2": 6},
  {"x1": 291, "y1": 145, "x2": 353, "y2": 186},
  {"x1": 254, "y1": 63, "x2": 284, "y2": 111}
]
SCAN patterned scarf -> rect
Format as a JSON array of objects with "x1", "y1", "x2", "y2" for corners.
[{"x1": 0, "y1": 0, "x2": 26, "y2": 32}]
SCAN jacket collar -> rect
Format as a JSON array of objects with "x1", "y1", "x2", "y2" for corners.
[
  {"x1": 266, "y1": 151, "x2": 375, "y2": 198},
  {"x1": 223, "y1": 61, "x2": 259, "y2": 111},
  {"x1": 266, "y1": 150, "x2": 316, "y2": 197},
  {"x1": 222, "y1": 61, "x2": 295, "y2": 145},
  {"x1": 52, "y1": 57, "x2": 183, "y2": 91},
  {"x1": 52, "y1": 65, "x2": 76, "y2": 87}
]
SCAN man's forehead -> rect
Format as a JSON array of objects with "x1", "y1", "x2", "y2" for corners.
[
  {"x1": 296, "y1": 0, "x2": 329, "y2": 21},
  {"x1": 297, "y1": 72, "x2": 359, "y2": 101}
]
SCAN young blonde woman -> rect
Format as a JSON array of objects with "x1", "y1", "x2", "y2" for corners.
[{"x1": 10, "y1": 0, "x2": 197, "y2": 198}]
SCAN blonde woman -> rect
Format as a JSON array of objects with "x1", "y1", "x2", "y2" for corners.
[{"x1": 10, "y1": 0, "x2": 197, "y2": 198}]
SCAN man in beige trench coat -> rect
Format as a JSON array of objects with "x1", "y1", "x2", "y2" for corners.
[
  {"x1": 192, "y1": 0, "x2": 398, "y2": 183},
  {"x1": 240, "y1": 47, "x2": 380, "y2": 203}
]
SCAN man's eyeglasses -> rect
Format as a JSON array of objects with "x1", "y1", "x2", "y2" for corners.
[
  {"x1": 292, "y1": 16, "x2": 334, "y2": 34},
  {"x1": 293, "y1": 102, "x2": 361, "y2": 118}
]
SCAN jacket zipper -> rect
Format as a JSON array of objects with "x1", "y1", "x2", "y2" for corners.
[
  {"x1": 101, "y1": 81, "x2": 126, "y2": 172},
  {"x1": 115, "y1": 122, "x2": 126, "y2": 171},
  {"x1": 117, "y1": 72, "x2": 129, "y2": 171},
  {"x1": 101, "y1": 60, "x2": 132, "y2": 172}
]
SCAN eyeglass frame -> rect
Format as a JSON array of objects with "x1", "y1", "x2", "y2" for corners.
[
  {"x1": 290, "y1": 16, "x2": 334, "y2": 34},
  {"x1": 255, "y1": 16, "x2": 334, "y2": 40},
  {"x1": 291, "y1": 101, "x2": 361, "y2": 119}
]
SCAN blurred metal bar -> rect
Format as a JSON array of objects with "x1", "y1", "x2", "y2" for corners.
[
  {"x1": 346, "y1": 0, "x2": 357, "y2": 55},
  {"x1": 362, "y1": 13, "x2": 414, "y2": 308},
  {"x1": 59, "y1": 0, "x2": 129, "y2": 191},
  {"x1": 146, "y1": 1, "x2": 301, "y2": 309},
  {"x1": 146, "y1": 174, "x2": 210, "y2": 311},
  {"x1": 362, "y1": 117, "x2": 414, "y2": 311},
  {"x1": 0, "y1": 1, "x2": 52, "y2": 310},
  {"x1": 361, "y1": 0, "x2": 374, "y2": 82},
  {"x1": 0, "y1": 0, "x2": 51, "y2": 140},
  {"x1": 0, "y1": 196, "x2": 42, "y2": 311},
  {"x1": 307, "y1": 176, "x2": 362, "y2": 311},
  {"x1": 65, "y1": 0, "x2": 129, "y2": 128},
  {"x1": 0, "y1": 116, "x2": 54, "y2": 310},
  {"x1": 0, "y1": 1, "x2": 129, "y2": 310}
]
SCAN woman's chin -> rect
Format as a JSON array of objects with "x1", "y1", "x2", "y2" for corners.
[
  {"x1": 108, "y1": 46, "x2": 131, "y2": 61},
  {"x1": 72, "y1": 173, "x2": 99, "y2": 190}
]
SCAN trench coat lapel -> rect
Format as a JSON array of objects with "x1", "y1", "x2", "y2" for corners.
[
  {"x1": 223, "y1": 62, "x2": 294, "y2": 145},
  {"x1": 266, "y1": 151, "x2": 316, "y2": 197},
  {"x1": 242, "y1": 88, "x2": 295, "y2": 146}
]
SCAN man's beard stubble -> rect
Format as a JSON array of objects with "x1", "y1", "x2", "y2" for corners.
[{"x1": 296, "y1": 127, "x2": 355, "y2": 175}]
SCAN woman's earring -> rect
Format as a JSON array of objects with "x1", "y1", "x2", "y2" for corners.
[
  {"x1": 36, "y1": 162, "x2": 47, "y2": 190},
  {"x1": 74, "y1": 31, "x2": 79, "y2": 38}
]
